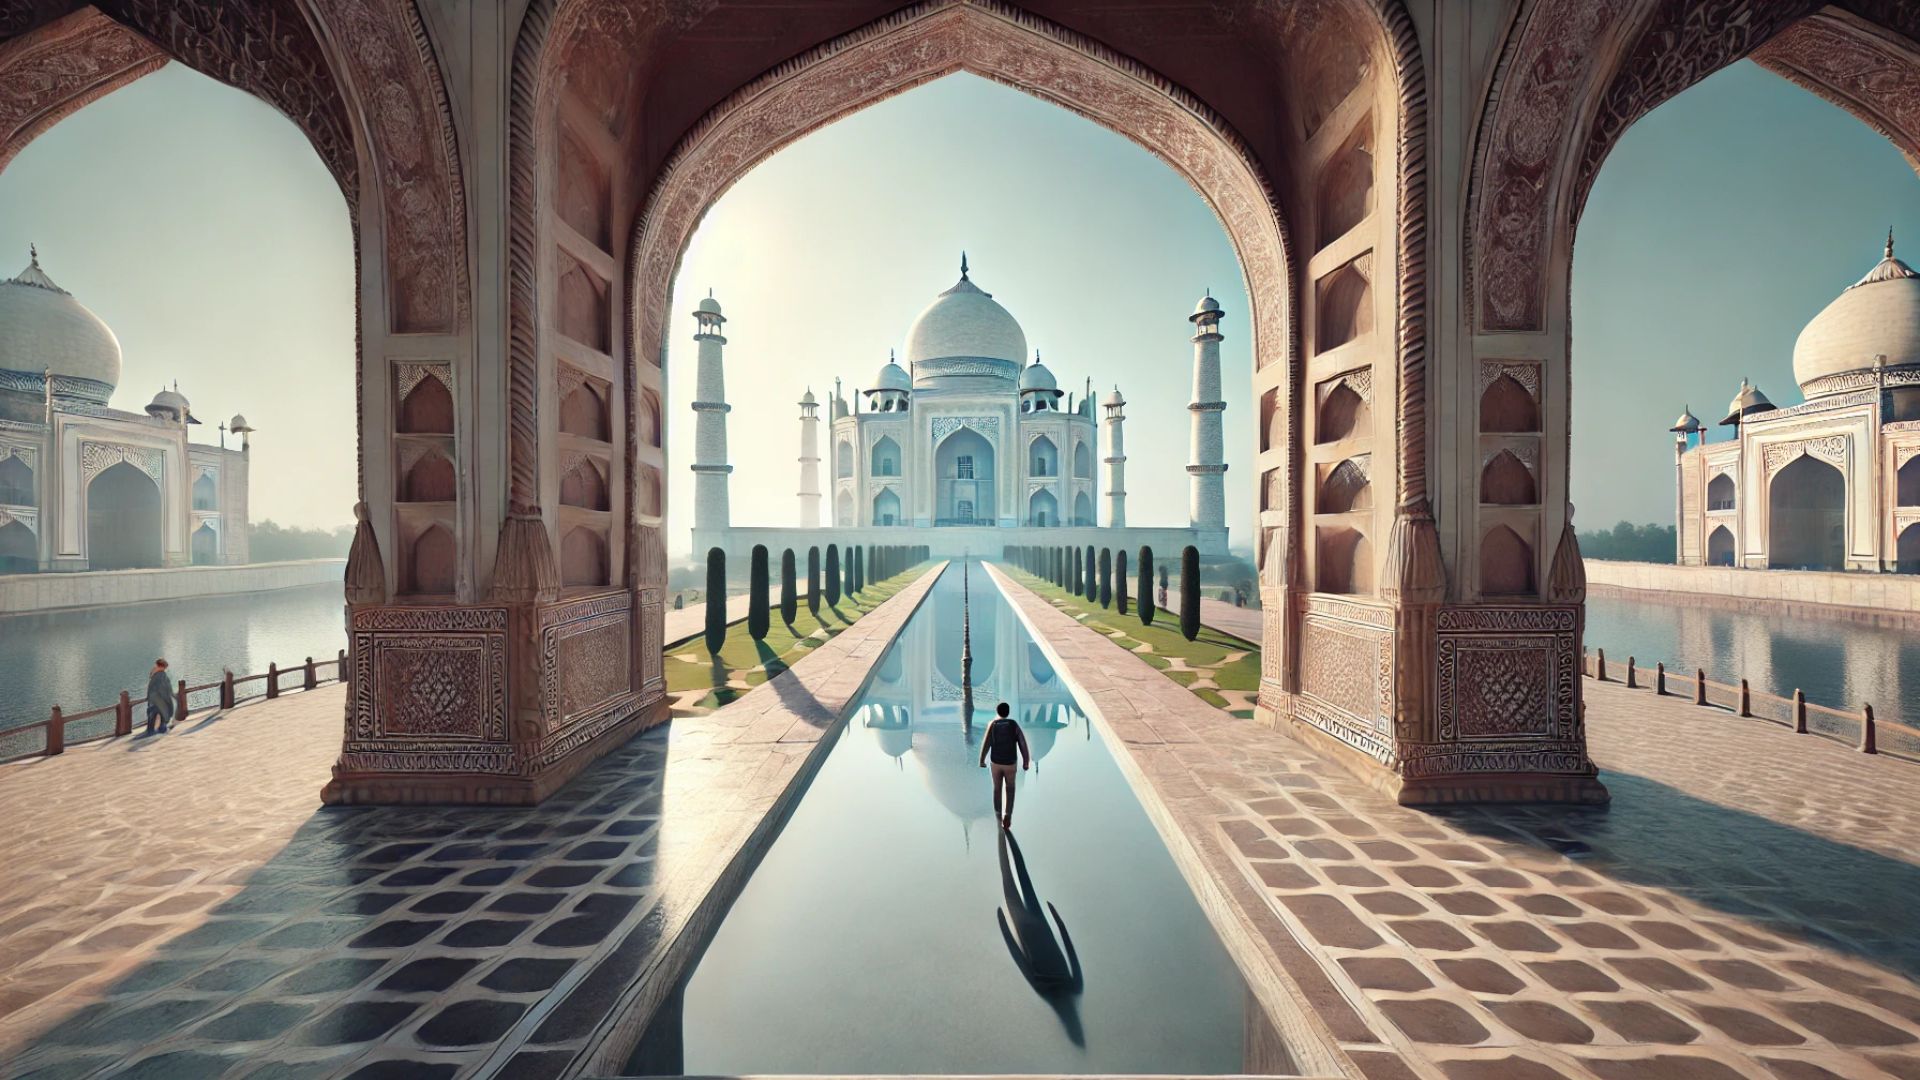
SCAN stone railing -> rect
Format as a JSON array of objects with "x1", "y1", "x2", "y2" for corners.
[
  {"x1": 1583, "y1": 646, "x2": 1920, "y2": 763},
  {"x1": 1, "y1": 651, "x2": 347, "y2": 766}
]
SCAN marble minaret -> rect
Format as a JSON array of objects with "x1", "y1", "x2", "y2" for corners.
[
  {"x1": 1102, "y1": 385, "x2": 1127, "y2": 527},
  {"x1": 798, "y1": 388, "x2": 821, "y2": 528},
  {"x1": 1186, "y1": 293, "x2": 1227, "y2": 530},
  {"x1": 691, "y1": 292, "x2": 731, "y2": 531}
]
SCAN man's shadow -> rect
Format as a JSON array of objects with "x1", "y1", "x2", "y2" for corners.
[{"x1": 995, "y1": 831, "x2": 1085, "y2": 1046}]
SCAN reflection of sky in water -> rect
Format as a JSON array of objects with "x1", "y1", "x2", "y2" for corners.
[
  {"x1": 634, "y1": 562, "x2": 1262, "y2": 1076},
  {"x1": 1586, "y1": 594, "x2": 1920, "y2": 721},
  {"x1": 1, "y1": 584, "x2": 345, "y2": 727}
]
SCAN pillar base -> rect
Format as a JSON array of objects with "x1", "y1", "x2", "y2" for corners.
[{"x1": 1274, "y1": 708, "x2": 1610, "y2": 808}]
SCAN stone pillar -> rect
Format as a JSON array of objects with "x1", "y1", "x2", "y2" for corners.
[
  {"x1": 1186, "y1": 295, "x2": 1226, "y2": 530},
  {"x1": 1102, "y1": 386, "x2": 1127, "y2": 528},
  {"x1": 798, "y1": 389, "x2": 821, "y2": 528},
  {"x1": 691, "y1": 294, "x2": 731, "y2": 532}
]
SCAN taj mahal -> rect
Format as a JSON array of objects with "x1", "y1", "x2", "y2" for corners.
[{"x1": 688, "y1": 256, "x2": 1231, "y2": 564}]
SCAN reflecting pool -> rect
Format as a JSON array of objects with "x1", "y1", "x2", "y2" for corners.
[
  {"x1": 628, "y1": 560, "x2": 1278, "y2": 1075},
  {"x1": 1586, "y1": 592, "x2": 1920, "y2": 723}
]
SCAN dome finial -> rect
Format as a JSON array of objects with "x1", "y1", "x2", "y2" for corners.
[
  {"x1": 28, "y1": 243, "x2": 36, "y2": 265},
  {"x1": 960, "y1": 251, "x2": 969, "y2": 278},
  {"x1": 1888, "y1": 228, "x2": 1896, "y2": 259}
]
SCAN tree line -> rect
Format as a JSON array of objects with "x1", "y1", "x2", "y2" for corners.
[
  {"x1": 704, "y1": 543, "x2": 929, "y2": 653},
  {"x1": 1003, "y1": 543, "x2": 1204, "y2": 641},
  {"x1": 1577, "y1": 521, "x2": 1677, "y2": 564}
]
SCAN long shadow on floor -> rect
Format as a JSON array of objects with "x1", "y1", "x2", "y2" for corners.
[
  {"x1": 1437, "y1": 768, "x2": 1920, "y2": 985},
  {"x1": 6, "y1": 726, "x2": 674, "y2": 1080}
]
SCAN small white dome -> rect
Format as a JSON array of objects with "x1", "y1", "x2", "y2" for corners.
[
  {"x1": 1193, "y1": 292, "x2": 1222, "y2": 317},
  {"x1": 1793, "y1": 233, "x2": 1920, "y2": 394},
  {"x1": 1102, "y1": 386, "x2": 1125, "y2": 407},
  {"x1": 902, "y1": 259, "x2": 1026, "y2": 374},
  {"x1": 695, "y1": 294, "x2": 723, "y2": 315},
  {"x1": 1018, "y1": 353, "x2": 1058, "y2": 392},
  {"x1": 146, "y1": 386, "x2": 191, "y2": 422},
  {"x1": 1668, "y1": 405, "x2": 1701, "y2": 433},
  {"x1": 872, "y1": 358, "x2": 911, "y2": 392},
  {"x1": 229, "y1": 414, "x2": 252, "y2": 432},
  {"x1": 1719, "y1": 379, "x2": 1775, "y2": 426},
  {"x1": 798, "y1": 388, "x2": 816, "y2": 405},
  {"x1": 0, "y1": 249, "x2": 122, "y2": 399}
]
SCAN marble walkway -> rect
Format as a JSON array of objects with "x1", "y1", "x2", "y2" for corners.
[
  {"x1": 0, "y1": 566, "x2": 942, "y2": 1080},
  {"x1": 3, "y1": 562, "x2": 1920, "y2": 1078}
]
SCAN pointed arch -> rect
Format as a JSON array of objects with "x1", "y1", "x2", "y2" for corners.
[
  {"x1": 1319, "y1": 458, "x2": 1372, "y2": 515},
  {"x1": 560, "y1": 457, "x2": 609, "y2": 511},
  {"x1": 408, "y1": 524, "x2": 458, "y2": 596},
  {"x1": 1707, "y1": 524, "x2": 1735, "y2": 567},
  {"x1": 399, "y1": 372, "x2": 455, "y2": 435},
  {"x1": 0, "y1": 456, "x2": 30, "y2": 506},
  {"x1": 836, "y1": 440, "x2": 854, "y2": 479},
  {"x1": 1769, "y1": 454, "x2": 1845, "y2": 571},
  {"x1": 1708, "y1": 472, "x2": 1737, "y2": 512},
  {"x1": 1317, "y1": 527, "x2": 1372, "y2": 595},
  {"x1": 403, "y1": 450, "x2": 457, "y2": 503},
  {"x1": 560, "y1": 380, "x2": 609, "y2": 441},
  {"x1": 1900, "y1": 523, "x2": 1920, "y2": 574},
  {"x1": 1072, "y1": 491, "x2": 1094, "y2": 528},
  {"x1": 192, "y1": 471, "x2": 218, "y2": 511},
  {"x1": 874, "y1": 487, "x2": 902, "y2": 526},
  {"x1": 1317, "y1": 381, "x2": 1369, "y2": 444},
  {"x1": 560, "y1": 526, "x2": 607, "y2": 587},
  {"x1": 836, "y1": 489, "x2": 855, "y2": 527},
  {"x1": 87, "y1": 462, "x2": 160, "y2": 571},
  {"x1": 1478, "y1": 374, "x2": 1539, "y2": 433},
  {"x1": 1029, "y1": 435, "x2": 1058, "y2": 478},
  {"x1": 1072, "y1": 440, "x2": 1092, "y2": 479},
  {"x1": 1028, "y1": 488, "x2": 1058, "y2": 527},
  {"x1": 1480, "y1": 525, "x2": 1535, "y2": 597},
  {"x1": 872, "y1": 435, "x2": 901, "y2": 477},
  {"x1": 1900, "y1": 456, "x2": 1920, "y2": 507},
  {"x1": 1480, "y1": 451, "x2": 1537, "y2": 506},
  {"x1": 191, "y1": 522, "x2": 219, "y2": 565},
  {"x1": 0, "y1": 520, "x2": 37, "y2": 573}
]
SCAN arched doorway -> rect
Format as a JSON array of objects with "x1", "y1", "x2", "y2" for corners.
[
  {"x1": 1071, "y1": 440, "x2": 1092, "y2": 479},
  {"x1": 192, "y1": 523, "x2": 219, "y2": 565},
  {"x1": 1900, "y1": 457, "x2": 1920, "y2": 507},
  {"x1": 87, "y1": 462, "x2": 162, "y2": 571},
  {"x1": 871, "y1": 436, "x2": 901, "y2": 477},
  {"x1": 0, "y1": 456, "x2": 32, "y2": 505},
  {"x1": 0, "y1": 520, "x2": 35, "y2": 574},
  {"x1": 933, "y1": 428, "x2": 994, "y2": 526},
  {"x1": 1029, "y1": 435, "x2": 1057, "y2": 478},
  {"x1": 1708, "y1": 473, "x2": 1736, "y2": 511},
  {"x1": 1028, "y1": 489, "x2": 1057, "y2": 527},
  {"x1": 1768, "y1": 455, "x2": 1845, "y2": 570},
  {"x1": 192, "y1": 472, "x2": 218, "y2": 511},
  {"x1": 1900, "y1": 524, "x2": 1920, "y2": 573},
  {"x1": 873, "y1": 488, "x2": 901, "y2": 526},
  {"x1": 1707, "y1": 524, "x2": 1735, "y2": 566},
  {"x1": 1072, "y1": 491, "x2": 1093, "y2": 527}
]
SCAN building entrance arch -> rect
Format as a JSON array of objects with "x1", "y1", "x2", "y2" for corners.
[
  {"x1": 933, "y1": 428, "x2": 995, "y2": 526},
  {"x1": 1769, "y1": 455, "x2": 1846, "y2": 570},
  {"x1": 87, "y1": 462, "x2": 161, "y2": 571}
]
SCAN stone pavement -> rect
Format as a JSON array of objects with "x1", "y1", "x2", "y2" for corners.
[
  {"x1": 1200, "y1": 595, "x2": 1263, "y2": 643},
  {"x1": 0, "y1": 565, "x2": 942, "y2": 1080},
  {"x1": 991, "y1": 563, "x2": 1920, "y2": 1080}
]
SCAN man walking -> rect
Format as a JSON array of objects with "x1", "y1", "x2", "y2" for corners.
[
  {"x1": 977, "y1": 701, "x2": 1031, "y2": 829},
  {"x1": 145, "y1": 659, "x2": 174, "y2": 734}
]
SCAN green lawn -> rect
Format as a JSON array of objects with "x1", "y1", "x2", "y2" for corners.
[
  {"x1": 1000, "y1": 565, "x2": 1261, "y2": 719},
  {"x1": 666, "y1": 565, "x2": 930, "y2": 709}
]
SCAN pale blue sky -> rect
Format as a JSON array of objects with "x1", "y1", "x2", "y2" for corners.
[{"x1": 3, "y1": 58, "x2": 1910, "y2": 540}]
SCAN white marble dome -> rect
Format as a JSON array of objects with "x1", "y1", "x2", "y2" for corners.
[
  {"x1": 903, "y1": 264, "x2": 1027, "y2": 372},
  {"x1": 1018, "y1": 354, "x2": 1058, "y2": 392},
  {"x1": 1793, "y1": 235, "x2": 1920, "y2": 395},
  {"x1": 0, "y1": 250, "x2": 121, "y2": 400},
  {"x1": 872, "y1": 358, "x2": 911, "y2": 392}
]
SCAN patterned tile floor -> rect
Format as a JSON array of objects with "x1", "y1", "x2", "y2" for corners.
[{"x1": 4, "y1": 564, "x2": 1920, "y2": 1079}]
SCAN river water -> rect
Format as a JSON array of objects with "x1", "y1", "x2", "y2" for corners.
[
  {"x1": 0, "y1": 584, "x2": 346, "y2": 730},
  {"x1": 1586, "y1": 592, "x2": 1920, "y2": 724}
]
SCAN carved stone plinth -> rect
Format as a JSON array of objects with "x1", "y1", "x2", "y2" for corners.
[{"x1": 322, "y1": 589, "x2": 665, "y2": 805}]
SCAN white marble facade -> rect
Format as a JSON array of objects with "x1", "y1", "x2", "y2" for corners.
[{"x1": 0, "y1": 249, "x2": 251, "y2": 574}]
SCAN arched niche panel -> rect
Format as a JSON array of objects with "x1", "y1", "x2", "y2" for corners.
[
  {"x1": 560, "y1": 526, "x2": 607, "y2": 587},
  {"x1": 1073, "y1": 492, "x2": 1093, "y2": 528},
  {"x1": 1768, "y1": 454, "x2": 1845, "y2": 571},
  {"x1": 87, "y1": 462, "x2": 160, "y2": 571},
  {"x1": 1317, "y1": 377, "x2": 1370, "y2": 444},
  {"x1": 1072, "y1": 441, "x2": 1092, "y2": 479},
  {"x1": 0, "y1": 519, "x2": 35, "y2": 573},
  {"x1": 1028, "y1": 488, "x2": 1057, "y2": 527},
  {"x1": 191, "y1": 522, "x2": 218, "y2": 565},
  {"x1": 1295, "y1": 3, "x2": 1372, "y2": 140},
  {"x1": 1480, "y1": 525, "x2": 1535, "y2": 597},
  {"x1": 1314, "y1": 253, "x2": 1372, "y2": 354},
  {"x1": 836, "y1": 440, "x2": 854, "y2": 479},
  {"x1": 403, "y1": 450, "x2": 457, "y2": 503},
  {"x1": 1316, "y1": 526, "x2": 1372, "y2": 595},
  {"x1": 1260, "y1": 388, "x2": 1285, "y2": 453},
  {"x1": 398, "y1": 372, "x2": 454, "y2": 435},
  {"x1": 634, "y1": 465, "x2": 662, "y2": 518},
  {"x1": 836, "y1": 489, "x2": 855, "y2": 527},
  {"x1": 1707, "y1": 524, "x2": 1735, "y2": 567},
  {"x1": 556, "y1": 122, "x2": 611, "y2": 250},
  {"x1": 872, "y1": 435, "x2": 901, "y2": 477},
  {"x1": 560, "y1": 457, "x2": 609, "y2": 511},
  {"x1": 1029, "y1": 435, "x2": 1058, "y2": 478},
  {"x1": 1479, "y1": 373, "x2": 1539, "y2": 433},
  {"x1": 559, "y1": 375, "x2": 610, "y2": 441},
  {"x1": 1708, "y1": 472, "x2": 1736, "y2": 511},
  {"x1": 556, "y1": 250, "x2": 611, "y2": 353},
  {"x1": 1262, "y1": 467, "x2": 1286, "y2": 513},
  {"x1": 1316, "y1": 115, "x2": 1374, "y2": 250},
  {"x1": 638, "y1": 389, "x2": 662, "y2": 449},
  {"x1": 1480, "y1": 450, "x2": 1537, "y2": 506},
  {"x1": 407, "y1": 524, "x2": 457, "y2": 596},
  {"x1": 192, "y1": 472, "x2": 218, "y2": 511},
  {"x1": 1318, "y1": 456, "x2": 1372, "y2": 514},
  {"x1": 1899, "y1": 456, "x2": 1920, "y2": 507},
  {"x1": 1899, "y1": 523, "x2": 1920, "y2": 573},
  {"x1": 0, "y1": 456, "x2": 31, "y2": 505}
]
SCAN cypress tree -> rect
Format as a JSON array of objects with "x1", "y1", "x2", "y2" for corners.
[
  {"x1": 1098, "y1": 547, "x2": 1112, "y2": 608},
  {"x1": 1070, "y1": 546, "x2": 1081, "y2": 594},
  {"x1": 748, "y1": 545, "x2": 770, "y2": 641},
  {"x1": 1084, "y1": 545, "x2": 1097, "y2": 603},
  {"x1": 704, "y1": 547, "x2": 727, "y2": 654},
  {"x1": 1138, "y1": 545, "x2": 1156, "y2": 627},
  {"x1": 807, "y1": 546, "x2": 821, "y2": 616},
  {"x1": 850, "y1": 545, "x2": 861, "y2": 595},
  {"x1": 1180, "y1": 545, "x2": 1202, "y2": 642},
  {"x1": 826, "y1": 544, "x2": 842, "y2": 606},
  {"x1": 1115, "y1": 549, "x2": 1130, "y2": 615},
  {"x1": 780, "y1": 549, "x2": 797, "y2": 625}
]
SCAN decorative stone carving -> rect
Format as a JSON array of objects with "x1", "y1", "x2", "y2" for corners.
[
  {"x1": 540, "y1": 591, "x2": 633, "y2": 732},
  {"x1": 345, "y1": 501, "x2": 387, "y2": 606},
  {"x1": 1318, "y1": 367, "x2": 1373, "y2": 405},
  {"x1": 0, "y1": 8, "x2": 164, "y2": 175},
  {"x1": 1477, "y1": 360, "x2": 1541, "y2": 398},
  {"x1": 1754, "y1": 13, "x2": 1920, "y2": 174},
  {"x1": 348, "y1": 604, "x2": 507, "y2": 744},
  {"x1": 1300, "y1": 615, "x2": 1393, "y2": 735},
  {"x1": 930, "y1": 415, "x2": 1000, "y2": 443},
  {"x1": 396, "y1": 361, "x2": 452, "y2": 403},
  {"x1": 1764, "y1": 435, "x2": 1848, "y2": 475},
  {"x1": 1435, "y1": 606, "x2": 1579, "y2": 747},
  {"x1": 1546, "y1": 519, "x2": 1585, "y2": 603},
  {"x1": 0, "y1": 443, "x2": 34, "y2": 468},
  {"x1": 1896, "y1": 444, "x2": 1920, "y2": 469},
  {"x1": 1481, "y1": 443, "x2": 1539, "y2": 470},
  {"x1": 0, "y1": 506, "x2": 34, "y2": 532},
  {"x1": 79, "y1": 441, "x2": 161, "y2": 484}
]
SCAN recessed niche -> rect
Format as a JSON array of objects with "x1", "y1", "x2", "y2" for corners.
[
  {"x1": 1260, "y1": 388, "x2": 1285, "y2": 453},
  {"x1": 561, "y1": 526, "x2": 607, "y2": 588},
  {"x1": 1318, "y1": 457, "x2": 1371, "y2": 515},
  {"x1": 1299, "y1": 10, "x2": 1371, "y2": 140},
  {"x1": 1262, "y1": 467, "x2": 1286, "y2": 513},
  {"x1": 1315, "y1": 254, "x2": 1373, "y2": 354},
  {"x1": 1480, "y1": 525, "x2": 1535, "y2": 596},
  {"x1": 560, "y1": 456, "x2": 609, "y2": 511},
  {"x1": 1480, "y1": 371, "x2": 1540, "y2": 433},
  {"x1": 1316, "y1": 116, "x2": 1374, "y2": 250},
  {"x1": 635, "y1": 465, "x2": 662, "y2": 518},
  {"x1": 560, "y1": 374, "x2": 611, "y2": 441},
  {"x1": 556, "y1": 250, "x2": 611, "y2": 354},
  {"x1": 1480, "y1": 450, "x2": 1537, "y2": 506},
  {"x1": 1316, "y1": 374, "x2": 1370, "y2": 444},
  {"x1": 402, "y1": 449, "x2": 456, "y2": 503},
  {"x1": 556, "y1": 122, "x2": 611, "y2": 250},
  {"x1": 1316, "y1": 526, "x2": 1372, "y2": 595},
  {"x1": 638, "y1": 389, "x2": 662, "y2": 448},
  {"x1": 407, "y1": 524, "x2": 457, "y2": 595},
  {"x1": 398, "y1": 371, "x2": 454, "y2": 434}
]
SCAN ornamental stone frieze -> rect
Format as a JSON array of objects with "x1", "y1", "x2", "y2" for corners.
[
  {"x1": 79, "y1": 440, "x2": 162, "y2": 484},
  {"x1": 1318, "y1": 366, "x2": 1373, "y2": 405},
  {"x1": 930, "y1": 416, "x2": 999, "y2": 442},
  {"x1": 1896, "y1": 444, "x2": 1920, "y2": 469},
  {"x1": 395, "y1": 361, "x2": 453, "y2": 403},
  {"x1": 0, "y1": 443, "x2": 34, "y2": 468},
  {"x1": 1477, "y1": 360, "x2": 1542, "y2": 399},
  {"x1": 0, "y1": 506, "x2": 35, "y2": 533},
  {"x1": 1763, "y1": 435, "x2": 1848, "y2": 475}
]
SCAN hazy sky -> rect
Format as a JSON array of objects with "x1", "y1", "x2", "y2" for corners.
[{"x1": 5, "y1": 58, "x2": 1911, "y2": 540}]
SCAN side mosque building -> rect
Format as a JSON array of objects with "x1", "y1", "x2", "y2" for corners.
[
  {"x1": 0, "y1": 248, "x2": 253, "y2": 574},
  {"x1": 688, "y1": 256, "x2": 1230, "y2": 564},
  {"x1": 1671, "y1": 233, "x2": 1920, "y2": 573}
]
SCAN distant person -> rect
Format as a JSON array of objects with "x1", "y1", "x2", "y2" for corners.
[
  {"x1": 145, "y1": 659, "x2": 174, "y2": 734},
  {"x1": 977, "y1": 701, "x2": 1031, "y2": 829}
]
